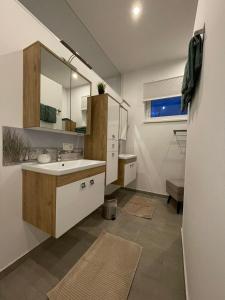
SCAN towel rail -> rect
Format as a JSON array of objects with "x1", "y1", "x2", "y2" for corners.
[{"x1": 194, "y1": 24, "x2": 205, "y2": 36}]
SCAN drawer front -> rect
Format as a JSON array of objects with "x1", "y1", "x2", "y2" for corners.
[
  {"x1": 124, "y1": 161, "x2": 137, "y2": 186},
  {"x1": 106, "y1": 151, "x2": 118, "y2": 185},
  {"x1": 55, "y1": 172, "x2": 105, "y2": 238},
  {"x1": 107, "y1": 139, "x2": 118, "y2": 152}
]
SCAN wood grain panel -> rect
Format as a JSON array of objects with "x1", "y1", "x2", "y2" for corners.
[
  {"x1": 22, "y1": 170, "x2": 56, "y2": 235},
  {"x1": 84, "y1": 94, "x2": 108, "y2": 160},
  {"x1": 85, "y1": 97, "x2": 92, "y2": 135},
  {"x1": 113, "y1": 159, "x2": 125, "y2": 186},
  {"x1": 57, "y1": 166, "x2": 106, "y2": 187},
  {"x1": 23, "y1": 42, "x2": 41, "y2": 128}
]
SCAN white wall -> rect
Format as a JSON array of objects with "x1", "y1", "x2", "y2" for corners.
[
  {"x1": 182, "y1": 0, "x2": 225, "y2": 299},
  {"x1": 40, "y1": 75, "x2": 69, "y2": 130},
  {"x1": 122, "y1": 60, "x2": 187, "y2": 195},
  {"x1": 0, "y1": 0, "x2": 122, "y2": 271},
  {"x1": 71, "y1": 85, "x2": 90, "y2": 127}
]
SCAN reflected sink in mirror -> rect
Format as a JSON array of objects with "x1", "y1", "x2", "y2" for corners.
[{"x1": 119, "y1": 154, "x2": 137, "y2": 160}]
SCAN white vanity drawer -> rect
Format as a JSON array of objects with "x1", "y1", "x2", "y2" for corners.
[
  {"x1": 106, "y1": 151, "x2": 118, "y2": 185},
  {"x1": 107, "y1": 140, "x2": 118, "y2": 152},
  {"x1": 124, "y1": 161, "x2": 137, "y2": 186},
  {"x1": 55, "y1": 172, "x2": 105, "y2": 238}
]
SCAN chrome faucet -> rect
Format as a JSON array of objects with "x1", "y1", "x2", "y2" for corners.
[{"x1": 57, "y1": 149, "x2": 62, "y2": 162}]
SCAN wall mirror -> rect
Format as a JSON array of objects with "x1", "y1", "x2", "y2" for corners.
[
  {"x1": 119, "y1": 106, "x2": 128, "y2": 140},
  {"x1": 39, "y1": 44, "x2": 91, "y2": 134}
]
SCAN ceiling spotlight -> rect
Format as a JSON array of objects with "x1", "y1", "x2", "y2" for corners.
[
  {"x1": 131, "y1": 4, "x2": 142, "y2": 18},
  {"x1": 72, "y1": 72, "x2": 78, "y2": 79}
]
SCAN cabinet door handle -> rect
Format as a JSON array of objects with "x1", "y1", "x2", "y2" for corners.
[
  {"x1": 112, "y1": 152, "x2": 115, "y2": 157},
  {"x1": 90, "y1": 179, "x2": 95, "y2": 185},
  {"x1": 81, "y1": 182, "x2": 86, "y2": 189},
  {"x1": 112, "y1": 134, "x2": 115, "y2": 139}
]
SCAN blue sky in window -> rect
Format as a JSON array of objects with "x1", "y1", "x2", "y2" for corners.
[{"x1": 151, "y1": 96, "x2": 187, "y2": 118}]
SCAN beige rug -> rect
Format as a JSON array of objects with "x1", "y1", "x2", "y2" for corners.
[
  {"x1": 47, "y1": 232, "x2": 142, "y2": 300},
  {"x1": 122, "y1": 195, "x2": 155, "y2": 219}
]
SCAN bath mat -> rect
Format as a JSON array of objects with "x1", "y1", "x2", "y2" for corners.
[
  {"x1": 122, "y1": 195, "x2": 155, "y2": 219},
  {"x1": 47, "y1": 232, "x2": 142, "y2": 300}
]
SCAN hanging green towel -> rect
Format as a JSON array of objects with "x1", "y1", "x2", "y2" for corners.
[
  {"x1": 46, "y1": 105, "x2": 57, "y2": 123},
  {"x1": 181, "y1": 34, "x2": 203, "y2": 111},
  {"x1": 40, "y1": 103, "x2": 47, "y2": 122},
  {"x1": 40, "y1": 103, "x2": 57, "y2": 123}
]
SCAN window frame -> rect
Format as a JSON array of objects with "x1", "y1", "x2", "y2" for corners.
[{"x1": 144, "y1": 94, "x2": 188, "y2": 123}]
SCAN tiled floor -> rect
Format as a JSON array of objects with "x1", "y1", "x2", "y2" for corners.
[{"x1": 0, "y1": 189, "x2": 185, "y2": 300}]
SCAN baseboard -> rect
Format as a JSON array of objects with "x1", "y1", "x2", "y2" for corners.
[
  {"x1": 181, "y1": 228, "x2": 189, "y2": 300},
  {"x1": 124, "y1": 187, "x2": 168, "y2": 199},
  {"x1": 0, "y1": 236, "x2": 50, "y2": 279}
]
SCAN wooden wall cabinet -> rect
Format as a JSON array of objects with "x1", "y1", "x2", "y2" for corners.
[
  {"x1": 23, "y1": 166, "x2": 105, "y2": 238},
  {"x1": 84, "y1": 94, "x2": 120, "y2": 185},
  {"x1": 23, "y1": 41, "x2": 91, "y2": 134}
]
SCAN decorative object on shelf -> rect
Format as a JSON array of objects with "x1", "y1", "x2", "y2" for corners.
[
  {"x1": 2, "y1": 126, "x2": 84, "y2": 166},
  {"x1": 3, "y1": 127, "x2": 31, "y2": 165},
  {"x1": 62, "y1": 118, "x2": 76, "y2": 132},
  {"x1": 37, "y1": 150, "x2": 51, "y2": 164},
  {"x1": 97, "y1": 82, "x2": 106, "y2": 95}
]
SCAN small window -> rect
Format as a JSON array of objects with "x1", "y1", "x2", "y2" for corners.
[
  {"x1": 151, "y1": 96, "x2": 187, "y2": 118},
  {"x1": 145, "y1": 95, "x2": 188, "y2": 123}
]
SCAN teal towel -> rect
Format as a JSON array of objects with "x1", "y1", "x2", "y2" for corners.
[
  {"x1": 46, "y1": 105, "x2": 56, "y2": 123},
  {"x1": 40, "y1": 103, "x2": 47, "y2": 122},
  {"x1": 181, "y1": 34, "x2": 203, "y2": 111},
  {"x1": 40, "y1": 103, "x2": 57, "y2": 123},
  {"x1": 75, "y1": 127, "x2": 86, "y2": 134}
]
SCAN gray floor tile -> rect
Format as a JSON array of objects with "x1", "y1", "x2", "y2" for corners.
[{"x1": 0, "y1": 189, "x2": 185, "y2": 300}]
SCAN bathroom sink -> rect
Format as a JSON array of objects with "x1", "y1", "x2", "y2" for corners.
[
  {"x1": 119, "y1": 154, "x2": 137, "y2": 160},
  {"x1": 22, "y1": 159, "x2": 106, "y2": 176}
]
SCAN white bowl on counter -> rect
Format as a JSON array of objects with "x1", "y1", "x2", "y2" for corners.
[{"x1": 37, "y1": 153, "x2": 51, "y2": 164}]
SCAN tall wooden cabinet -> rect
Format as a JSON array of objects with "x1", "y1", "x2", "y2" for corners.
[{"x1": 84, "y1": 94, "x2": 120, "y2": 185}]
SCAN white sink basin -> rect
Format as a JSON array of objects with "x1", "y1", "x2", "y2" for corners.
[
  {"x1": 22, "y1": 159, "x2": 106, "y2": 176},
  {"x1": 119, "y1": 154, "x2": 137, "y2": 160}
]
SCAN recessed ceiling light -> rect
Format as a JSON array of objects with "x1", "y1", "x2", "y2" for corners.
[
  {"x1": 131, "y1": 4, "x2": 142, "y2": 19},
  {"x1": 72, "y1": 72, "x2": 78, "y2": 79}
]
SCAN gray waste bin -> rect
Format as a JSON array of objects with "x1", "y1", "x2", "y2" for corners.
[{"x1": 103, "y1": 198, "x2": 117, "y2": 220}]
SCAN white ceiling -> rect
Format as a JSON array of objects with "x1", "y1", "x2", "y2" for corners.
[{"x1": 67, "y1": 0, "x2": 198, "y2": 73}]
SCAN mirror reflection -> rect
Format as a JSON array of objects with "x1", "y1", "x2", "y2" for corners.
[
  {"x1": 40, "y1": 47, "x2": 91, "y2": 134},
  {"x1": 119, "y1": 106, "x2": 128, "y2": 140},
  {"x1": 70, "y1": 73, "x2": 91, "y2": 134}
]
